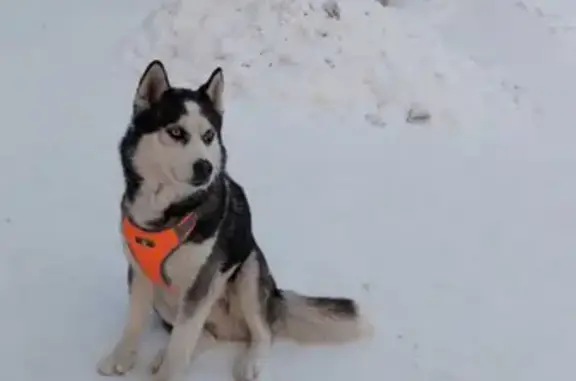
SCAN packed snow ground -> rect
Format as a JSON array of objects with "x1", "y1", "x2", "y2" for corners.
[{"x1": 1, "y1": 0, "x2": 576, "y2": 381}]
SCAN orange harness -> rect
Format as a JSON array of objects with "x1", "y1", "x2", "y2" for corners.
[{"x1": 121, "y1": 213, "x2": 197, "y2": 291}]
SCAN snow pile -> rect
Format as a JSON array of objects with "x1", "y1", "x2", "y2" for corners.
[{"x1": 121, "y1": 0, "x2": 529, "y2": 129}]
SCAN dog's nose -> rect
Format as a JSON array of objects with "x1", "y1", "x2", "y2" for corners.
[{"x1": 192, "y1": 159, "x2": 213, "y2": 184}]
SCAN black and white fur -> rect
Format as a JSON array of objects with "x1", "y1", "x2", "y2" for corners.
[{"x1": 97, "y1": 60, "x2": 372, "y2": 381}]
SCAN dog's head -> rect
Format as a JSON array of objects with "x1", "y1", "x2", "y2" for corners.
[{"x1": 120, "y1": 60, "x2": 227, "y2": 203}]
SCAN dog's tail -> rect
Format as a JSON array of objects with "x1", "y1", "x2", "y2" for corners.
[{"x1": 275, "y1": 289, "x2": 373, "y2": 344}]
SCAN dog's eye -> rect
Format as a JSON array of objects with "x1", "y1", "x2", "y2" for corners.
[
  {"x1": 202, "y1": 129, "x2": 215, "y2": 144},
  {"x1": 166, "y1": 126, "x2": 185, "y2": 139}
]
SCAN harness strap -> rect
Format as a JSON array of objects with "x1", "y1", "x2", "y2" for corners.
[
  {"x1": 173, "y1": 213, "x2": 198, "y2": 240},
  {"x1": 120, "y1": 192, "x2": 220, "y2": 291},
  {"x1": 122, "y1": 214, "x2": 195, "y2": 292}
]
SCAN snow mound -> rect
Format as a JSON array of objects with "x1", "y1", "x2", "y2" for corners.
[{"x1": 121, "y1": 0, "x2": 529, "y2": 129}]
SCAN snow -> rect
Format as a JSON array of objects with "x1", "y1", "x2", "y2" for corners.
[
  {"x1": 120, "y1": 0, "x2": 533, "y2": 130},
  {"x1": 1, "y1": 0, "x2": 576, "y2": 380}
]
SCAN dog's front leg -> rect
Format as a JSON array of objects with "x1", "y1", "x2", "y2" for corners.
[
  {"x1": 97, "y1": 269, "x2": 154, "y2": 376},
  {"x1": 153, "y1": 252, "x2": 236, "y2": 381}
]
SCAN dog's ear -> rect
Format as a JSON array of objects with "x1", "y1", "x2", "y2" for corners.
[
  {"x1": 133, "y1": 60, "x2": 170, "y2": 113},
  {"x1": 199, "y1": 67, "x2": 224, "y2": 113}
]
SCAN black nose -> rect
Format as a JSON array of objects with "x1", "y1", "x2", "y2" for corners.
[{"x1": 192, "y1": 159, "x2": 213, "y2": 184}]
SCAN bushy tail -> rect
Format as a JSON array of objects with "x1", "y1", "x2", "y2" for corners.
[{"x1": 275, "y1": 289, "x2": 373, "y2": 344}]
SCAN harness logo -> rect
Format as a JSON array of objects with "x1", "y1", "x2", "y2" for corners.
[{"x1": 135, "y1": 236, "x2": 156, "y2": 248}]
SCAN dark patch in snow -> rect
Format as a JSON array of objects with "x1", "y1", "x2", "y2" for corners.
[
  {"x1": 322, "y1": 0, "x2": 341, "y2": 20},
  {"x1": 406, "y1": 104, "x2": 431, "y2": 124}
]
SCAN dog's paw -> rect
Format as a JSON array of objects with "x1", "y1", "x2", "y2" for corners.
[
  {"x1": 97, "y1": 349, "x2": 137, "y2": 376},
  {"x1": 233, "y1": 351, "x2": 262, "y2": 381},
  {"x1": 148, "y1": 348, "x2": 166, "y2": 375}
]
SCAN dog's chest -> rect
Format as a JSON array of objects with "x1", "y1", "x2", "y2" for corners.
[
  {"x1": 164, "y1": 237, "x2": 216, "y2": 287},
  {"x1": 123, "y1": 236, "x2": 216, "y2": 290}
]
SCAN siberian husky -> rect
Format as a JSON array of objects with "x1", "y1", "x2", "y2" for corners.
[{"x1": 97, "y1": 60, "x2": 372, "y2": 381}]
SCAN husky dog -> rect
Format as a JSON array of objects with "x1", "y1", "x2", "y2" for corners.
[{"x1": 97, "y1": 60, "x2": 371, "y2": 381}]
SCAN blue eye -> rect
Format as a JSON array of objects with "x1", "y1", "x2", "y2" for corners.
[
  {"x1": 166, "y1": 126, "x2": 185, "y2": 139},
  {"x1": 202, "y1": 129, "x2": 215, "y2": 144}
]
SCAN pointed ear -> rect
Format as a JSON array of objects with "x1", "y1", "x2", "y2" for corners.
[
  {"x1": 133, "y1": 60, "x2": 170, "y2": 113},
  {"x1": 200, "y1": 67, "x2": 224, "y2": 113}
]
